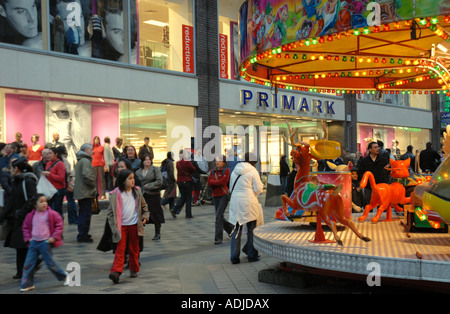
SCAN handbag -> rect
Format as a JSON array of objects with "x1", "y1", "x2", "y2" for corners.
[
  {"x1": 91, "y1": 197, "x2": 100, "y2": 215},
  {"x1": 37, "y1": 175, "x2": 58, "y2": 199}
]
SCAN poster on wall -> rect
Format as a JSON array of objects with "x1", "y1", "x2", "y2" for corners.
[
  {"x1": 219, "y1": 34, "x2": 228, "y2": 79},
  {"x1": 0, "y1": 0, "x2": 43, "y2": 49},
  {"x1": 47, "y1": 101, "x2": 91, "y2": 169},
  {"x1": 182, "y1": 24, "x2": 194, "y2": 74},
  {"x1": 49, "y1": 0, "x2": 137, "y2": 63},
  {"x1": 239, "y1": 0, "x2": 450, "y2": 61}
]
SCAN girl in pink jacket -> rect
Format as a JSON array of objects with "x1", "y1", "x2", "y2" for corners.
[{"x1": 20, "y1": 194, "x2": 69, "y2": 292}]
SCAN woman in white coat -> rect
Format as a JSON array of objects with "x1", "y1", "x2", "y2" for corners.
[{"x1": 228, "y1": 153, "x2": 264, "y2": 264}]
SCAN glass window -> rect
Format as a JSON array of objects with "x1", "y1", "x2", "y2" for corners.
[
  {"x1": 218, "y1": 0, "x2": 242, "y2": 80},
  {"x1": 0, "y1": 87, "x2": 194, "y2": 167},
  {"x1": 357, "y1": 92, "x2": 431, "y2": 110},
  {"x1": 0, "y1": 0, "x2": 43, "y2": 49},
  {"x1": 137, "y1": 0, "x2": 194, "y2": 72}
]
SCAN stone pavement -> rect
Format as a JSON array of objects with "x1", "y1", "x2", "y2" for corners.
[{"x1": 0, "y1": 193, "x2": 426, "y2": 296}]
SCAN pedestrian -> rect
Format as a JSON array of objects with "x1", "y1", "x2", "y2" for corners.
[
  {"x1": 191, "y1": 149, "x2": 207, "y2": 206},
  {"x1": 138, "y1": 137, "x2": 154, "y2": 160},
  {"x1": 0, "y1": 158, "x2": 38, "y2": 279},
  {"x1": 351, "y1": 169, "x2": 364, "y2": 212},
  {"x1": 41, "y1": 147, "x2": 66, "y2": 219},
  {"x1": 107, "y1": 170, "x2": 149, "y2": 284},
  {"x1": 20, "y1": 194, "x2": 69, "y2": 292},
  {"x1": 59, "y1": 146, "x2": 77, "y2": 225},
  {"x1": 160, "y1": 151, "x2": 176, "y2": 212},
  {"x1": 279, "y1": 155, "x2": 290, "y2": 194},
  {"x1": 92, "y1": 136, "x2": 106, "y2": 199},
  {"x1": 400, "y1": 145, "x2": 416, "y2": 172},
  {"x1": 73, "y1": 143, "x2": 96, "y2": 243},
  {"x1": 208, "y1": 155, "x2": 233, "y2": 245},
  {"x1": 170, "y1": 149, "x2": 196, "y2": 219},
  {"x1": 419, "y1": 142, "x2": 441, "y2": 173},
  {"x1": 357, "y1": 142, "x2": 389, "y2": 205},
  {"x1": 124, "y1": 145, "x2": 141, "y2": 172},
  {"x1": 228, "y1": 152, "x2": 264, "y2": 264},
  {"x1": 136, "y1": 155, "x2": 164, "y2": 241}
]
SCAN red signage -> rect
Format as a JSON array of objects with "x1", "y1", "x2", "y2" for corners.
[
  {"x1": 219, "y1": 34, "x2": 228, "y2": 79},
  {"x1": 182, "y1": 25, "x2": 194, "y2": 74}
]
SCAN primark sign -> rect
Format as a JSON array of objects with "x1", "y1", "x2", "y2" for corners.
[{"x1": 238, "y1": 88, "x2": 344, "y2": 119}]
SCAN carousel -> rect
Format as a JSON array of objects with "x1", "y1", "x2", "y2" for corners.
[{"x1": 238, "y1": 0, "x2": 450, "y2": 290}]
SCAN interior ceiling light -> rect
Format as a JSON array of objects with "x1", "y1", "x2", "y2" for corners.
[{"x1": 143, "y1": 20, "x2": 168, "y2": 27}]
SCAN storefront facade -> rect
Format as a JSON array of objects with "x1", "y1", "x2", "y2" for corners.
[
  {"x1": 0, "y1": 0, "x2": 197, "y2": 165},
  {"x1": 0, "y1": 0, "x2": 441, "y2": 175}
]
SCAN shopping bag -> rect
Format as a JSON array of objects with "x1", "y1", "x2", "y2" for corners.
[
  {"x1": 92, "y1": 197, "x2": 100, "y2": 215},
  {"x1": 37, "y1": 175, "x2": 57, "y2": 199}
]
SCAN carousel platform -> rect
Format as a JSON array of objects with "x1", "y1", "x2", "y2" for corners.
[{"x1": 254, "y1": 213, "x2": 450, "y2": 290}]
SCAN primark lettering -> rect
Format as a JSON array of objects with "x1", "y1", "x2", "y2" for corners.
[{"x1": 240, "y1": 89, "x2": 336, "y2": 115}]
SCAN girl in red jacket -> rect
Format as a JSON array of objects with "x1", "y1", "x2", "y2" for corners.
[
  {"x1": 208, "y1": 155, "x2": 233, "y2": 244},
  {"x1": 20, "y1": 194, "x2": 69, "y2": 292},
  {"x1": 41, "y1": 147, "x2": 66, "y2": 218}
]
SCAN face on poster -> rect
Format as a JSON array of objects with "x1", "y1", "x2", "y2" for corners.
[
  {"x1": 47, "y1": 101, "x2": 91, "y2": 169},
  {"x1": 49, "y1": 0, "x2": 136, "y2": 62},
  {"x1": 0, "y1": 0, "x2": 42, "y2": 48}
]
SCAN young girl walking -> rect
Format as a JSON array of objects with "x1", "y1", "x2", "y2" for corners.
[
  {"x1": 20, "y1": 194, "x2": 68, "y2": 292},
  {"x1": 107, "y1": 170, "x2": 149, "y2": 284}
]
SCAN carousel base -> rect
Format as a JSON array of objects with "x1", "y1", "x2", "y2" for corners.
[{"x1": 254, "y1": 213, "x2": 450, "y2": 291}]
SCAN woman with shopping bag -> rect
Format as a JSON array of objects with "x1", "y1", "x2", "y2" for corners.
[{"x1": 40, "y1": 147, "x2": 66, "y2": 218}]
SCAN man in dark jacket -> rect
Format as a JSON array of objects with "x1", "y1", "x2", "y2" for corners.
[
  {"x1": 400, "y1": 145, "x2": 416, "y2": 172},
  {"x1": 74, "y1": 143, "x2": 96, "y2": 243},
  {"x1": 419, "y1": 142, "x2": 441, "y2": 173},
  {"x1": 358, "y1": 142, "x2": 389, "y2": 205}
]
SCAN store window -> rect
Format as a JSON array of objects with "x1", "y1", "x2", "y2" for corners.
[
  {"x1": 0, "y1": 88, "x2": 194, "y2": 167},
  {"x1": 357, "y1": 92, "x2": 431, "y2": 110},
  {"x1": 0, "y1": 1, "x2": 194, "y2": 72},
  {"x1": 49, "y1": 0, "x2": 138, "y2": 63},
  {"x1": 219, "y1": 110, "x2": 322, "y2": 174},
  {"x1": 218, "y1": 0, "x2": 242, "y2": 81},
  {"x1": 137, "y1": 0, "x2": 194, "y2": 72},
  {"x1": 357, "y1": 123, "x2": 430, "y2": 161},
  {"x1": 0, "y1": 0, "x2": 43, "y2": 49}
]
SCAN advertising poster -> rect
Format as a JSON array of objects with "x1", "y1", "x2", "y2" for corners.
[
  {"x1": 239, "y1": 0, "x2": 450, "y2": 61},
  {"x1": 48, "y1": 0, "x2": 137, "y2": 63},
  {"x1": 0, "y1": 0, "x2": 43, "y2": 49}
]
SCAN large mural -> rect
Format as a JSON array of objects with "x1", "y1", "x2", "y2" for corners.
[{"x1": 239, "y1": 0, "x2": 450, "y2": 61}]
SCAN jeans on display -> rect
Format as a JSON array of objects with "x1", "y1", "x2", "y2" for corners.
[
  {"x1": 77, "y1": 198, "x2": 92, "y2": 241},
  {"x1": 20, "y1": 240, "x2": 67, "y2": 289},
  {"x1": 213, "y1": 195, "x2": 233, "y2": 243},
  {"x1": 174, "y1": 181, "x2": 193, "y2": 218},
  {"x1": 230, "y1": 220, "x2": 259, "y2": 264},
  {"x1": 66, "y1": 190, "x2": 78, "y2": 224}
]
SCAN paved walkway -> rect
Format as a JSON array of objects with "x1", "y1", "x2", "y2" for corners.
[{"x1": 0, "y1": 193, "x2": 427, "y2": 295}]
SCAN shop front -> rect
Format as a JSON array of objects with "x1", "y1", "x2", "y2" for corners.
[
  {"x1": 219, "y1": 81, "x2": 346, "y2": 175},
  {"x1": 0, "y1": 88, "x2": 195, "y2": 167}
]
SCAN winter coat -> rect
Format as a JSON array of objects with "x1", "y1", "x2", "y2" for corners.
[
  {"x1": 22, "y1": 207, "x2": 64, "y2": 248},
  {"x1": 106, "y1": 187, "x2": 149, "y2": 243},
  {"x1": 207, "y1": 167, "x2": 230, "y2": 197},
  {"x1": 161, "y1": 158, "x2": 176, "y2": 199},
  {"x1": 1, "y1": 172, "x2": 38, "y2": 249},
  {"x1": 45, "y1": 158, "x2": 66, "y2": 189},
  {"x1": 73, "y1": 150, "x2": 96, "y2": 200},
  {"x1": 136, "y1": 165, "x2": 163, "y2": 195},
  {"x1": 228, "y1": 162, "x2": 264, "y2": 227}
]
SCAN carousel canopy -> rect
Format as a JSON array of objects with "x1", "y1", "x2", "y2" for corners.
[{"x1": 238, "y1": 0, "x2": 450, "y2": 95}]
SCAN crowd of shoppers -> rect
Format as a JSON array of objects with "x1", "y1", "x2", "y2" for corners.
[{"x1": 0, "y1": 132, "x2": 446, "y2": 290}]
